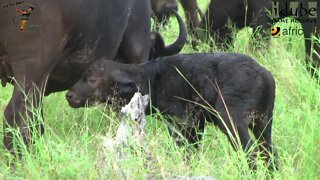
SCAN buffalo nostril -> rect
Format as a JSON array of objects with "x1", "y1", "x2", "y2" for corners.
[
  {"x1": 172, "y1": 5, "x2": 178, "y2": 11},
  {"x1": 66, "y1": 91, "x2": 74, "y2": 100},
  {"x1": 164, "y1": 4, "x2": 178, "y2": 12}
]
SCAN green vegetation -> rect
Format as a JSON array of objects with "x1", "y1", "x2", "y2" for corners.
[{"x1": 0, "y1": 0, "x2": 319, "y2": 179}]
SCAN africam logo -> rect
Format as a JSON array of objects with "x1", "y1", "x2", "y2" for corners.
[
  {"x1": 271, "y1": 26, "x2": 304, "y2": 37},
  {"x1": 3, "y1": 1, "x2": 40, "y2": 32}
]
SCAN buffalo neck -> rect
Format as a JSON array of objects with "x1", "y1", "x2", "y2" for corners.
[{"x1": 120, "y1": 60, "x2": 164, "y2": 96}]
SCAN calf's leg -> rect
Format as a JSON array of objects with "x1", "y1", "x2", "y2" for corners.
[
  {"x1": 214, "y1": 98, "x2": 259, "y2": 168},
  {"x1": 168, "y1": 117, "x2": 205, "y2": 148},
  {"x1": 250, "y1": 93, "x2": 277, "y2": 170},
  {"x1": 251, "y1": 114, "x2": 277, "y2": 170},
  {"x1": 162, "y1": 100, "x2": 205, "y2": 148}
]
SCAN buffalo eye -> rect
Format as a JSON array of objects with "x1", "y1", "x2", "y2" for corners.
[{"x1": 87, "y1": 77, "x2": 99, "y2": 87}]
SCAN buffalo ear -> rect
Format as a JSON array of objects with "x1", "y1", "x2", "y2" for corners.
[
  {"x1": 150, "y1": 32, "x2": 165, "y2": 59},
  {"x1": 113, "y1": 76, "x2": 138, "y2": 99}
]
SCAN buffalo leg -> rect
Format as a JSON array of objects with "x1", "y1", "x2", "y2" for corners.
[
  {"x1": 179, "y1": 0, "x2": 201, "y2": 34},
  {"x1": 117, "y1": 0, "x2": 151, "y2": 63},
  {"x1": 200, "y1": 1, "x2": 236, "y2": 47},
  {"x1": 2, "y1": 60, "x2": 50, "y2": 156},
  {"x1": 214, "y1": 98, "x2": 258, "y2": 168},
  {"x1": 3, "y1": 83, "x2": 45, "y2": 156},
  {"x1": 168, "y1": 116, "x2": 205, "y2": 148},
  {"x1": 249, "y1": 10, "x2": 271, "y2": 49},
  {"x1": 3, "y1": 89, "x2": 26, "y2": 155},
  {"x1": 160, "y1": 99, "x2": 205, "y2": 148},
  {"x1": 251, "y1": 114, "x2": 277, "y2": 170},
  {"x1": 179, "y1": 0, "x2": 202, "y2": 47},
  {"x1": 303, "y1": 23, "x2": 320, "y2": 77}
]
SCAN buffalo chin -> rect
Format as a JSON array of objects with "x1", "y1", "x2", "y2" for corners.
[
  {"x1": 67, "y1": 95, "x2": 109, "y2": 108},
  {"x1": 67, "y1": 100, "x2": 85, "y2": 108}
]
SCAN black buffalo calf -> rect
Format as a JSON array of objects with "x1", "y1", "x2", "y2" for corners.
[{"x1": 67, "y1": 53, "x2": 276, "y2": 167}]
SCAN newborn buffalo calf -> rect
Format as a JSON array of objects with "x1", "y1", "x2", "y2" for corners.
[{"x1": 66, "y1": 53, "x2": 276, "y2": 167}]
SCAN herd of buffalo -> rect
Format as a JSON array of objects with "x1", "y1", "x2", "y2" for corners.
[{"x1": 0, "y1": 0, "x2": 319, "y2": 171}]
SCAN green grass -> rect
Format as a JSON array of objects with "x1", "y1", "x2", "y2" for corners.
[{"x1": 1, "y1": 0, "x2": 320, "y2": 179}]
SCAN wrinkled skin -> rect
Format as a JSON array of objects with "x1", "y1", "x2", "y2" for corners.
[
  {"x1": 200, "y1": 0, "x2": 320, "y2": 72},
  {"x1": 0, "y1": 0, "x2": 153, "y2": 156},
  {"x1": 67, "y1": 53, "x2": 277, "y2": 170}
]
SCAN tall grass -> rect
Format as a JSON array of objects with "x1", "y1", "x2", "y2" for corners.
[{"x1": 1, "y1": 0, "x2": 320, "y2": 179}]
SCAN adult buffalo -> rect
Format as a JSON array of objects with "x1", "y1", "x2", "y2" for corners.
[
  {"x1": 0, "y1": 0, "x2": 185, "y2": 156},
  {"x1": 199, "y1": 0, "x2": 320, "y2": 71}
]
